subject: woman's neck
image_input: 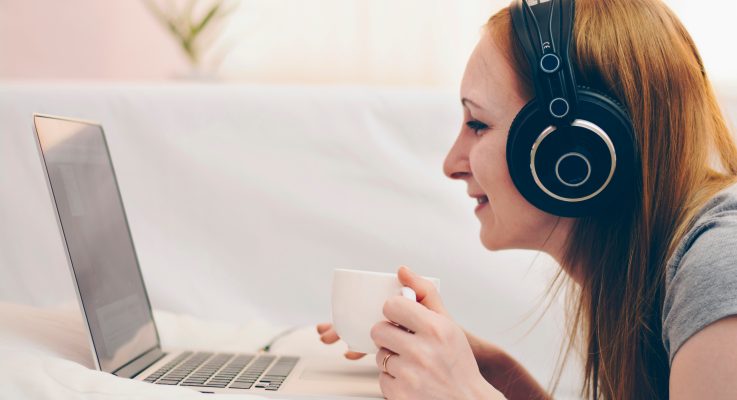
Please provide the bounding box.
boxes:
[539,217,584,284]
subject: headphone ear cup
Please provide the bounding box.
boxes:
[507,98,570,215]
[507,99,539,168]
[506,88,637,217]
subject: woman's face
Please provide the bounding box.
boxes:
[443,32,572,254]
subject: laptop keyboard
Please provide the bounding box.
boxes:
[143,351,299,391]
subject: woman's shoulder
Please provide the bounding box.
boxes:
[693,183,737,222]
[667,183,737,263]
[662,182,737,365]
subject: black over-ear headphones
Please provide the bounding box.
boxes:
[507,0,637,217]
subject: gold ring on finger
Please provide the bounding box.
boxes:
[382,351,396,374]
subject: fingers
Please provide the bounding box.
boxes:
[319,327,340,344]
[370,320,415,354]
[316,322,332,335]
[317,323,342,346]
[375,347,401,378]
[397,266,447,315]
[344,351,366,360]
[378,371,396,399]
[316,323,367,360]
[381,295,437,335]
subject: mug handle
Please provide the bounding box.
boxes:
[401,287,416,302]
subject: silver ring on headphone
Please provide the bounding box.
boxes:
[549,98,570,118]
[530,119,617,203]
[540,53,561,74]
[555,152,591,187]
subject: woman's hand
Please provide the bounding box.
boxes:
[371,266,504,400]
[316,266,546,399]
[315,265,453,360]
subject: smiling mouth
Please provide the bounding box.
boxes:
[475,195,489,213]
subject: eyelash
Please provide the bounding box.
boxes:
[466,120,489,136]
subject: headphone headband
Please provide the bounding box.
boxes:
[510,0,578,121]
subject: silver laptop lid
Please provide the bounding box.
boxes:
[33,114,161,375]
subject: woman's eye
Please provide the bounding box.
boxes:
[466,120,488,136]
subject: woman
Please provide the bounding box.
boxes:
[317,0,737,398]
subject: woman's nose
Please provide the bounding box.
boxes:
[443,134,471,180]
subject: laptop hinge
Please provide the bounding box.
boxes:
[113,347,167,378]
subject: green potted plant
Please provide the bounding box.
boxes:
[143,0,239,78]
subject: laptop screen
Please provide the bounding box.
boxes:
[34,115,159,374]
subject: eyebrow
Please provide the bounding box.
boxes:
[461,97,482,110]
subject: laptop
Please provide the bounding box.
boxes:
[32,114,383,399]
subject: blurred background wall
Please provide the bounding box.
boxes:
[1,0,735,90]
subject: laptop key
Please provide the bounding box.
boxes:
[229,382,254,389]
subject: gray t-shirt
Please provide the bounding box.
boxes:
[662,183,737,365]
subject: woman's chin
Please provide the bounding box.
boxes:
[480,228,511,251]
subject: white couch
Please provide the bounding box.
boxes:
[1,82,735,399]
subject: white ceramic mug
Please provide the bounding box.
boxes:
[331,268,440,354]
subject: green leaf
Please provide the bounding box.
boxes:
[192,1,223,37]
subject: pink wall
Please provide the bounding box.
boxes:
[0,0,188,80]
[3,0,735,87]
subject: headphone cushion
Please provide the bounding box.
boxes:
[506,87,637,217]
[577,85,630,122]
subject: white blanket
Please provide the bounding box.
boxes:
[0,301,299,399]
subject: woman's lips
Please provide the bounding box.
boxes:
[474,195,489,213]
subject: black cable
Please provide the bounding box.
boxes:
[258,326,300,353]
